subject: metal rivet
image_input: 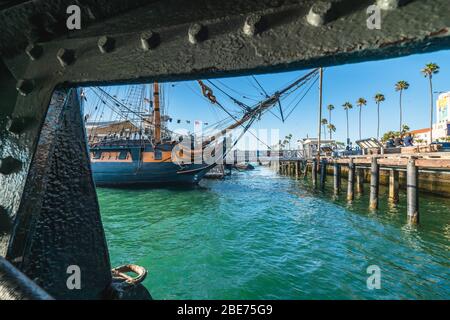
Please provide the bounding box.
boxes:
[6,116,34,135]
[25,43,43,61]
[0,156,22,175]
[307,1,332,27]
[188,23,207,44]
[57,48,75,67]
[16,79,34,96]
[140,31,160,51]
[377,0,401,10]
[243,14,265,36]
[98,36,115,53]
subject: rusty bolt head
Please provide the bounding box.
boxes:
[377,0,403,10]
[16,79,34,96]
[306,1,332,27]
[57,48,75,67]
[140,31,160,51]
[188,23,208,44]
[98,36,115,53]
[6,116,34,135]
[25,43,43,61]
[243,14,265,36]
[0,156,22,175]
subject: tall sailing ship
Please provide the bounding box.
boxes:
[83,69,319,186]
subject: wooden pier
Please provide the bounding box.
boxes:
[273,152,450,225]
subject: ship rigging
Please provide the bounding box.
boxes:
[82,68,320,186]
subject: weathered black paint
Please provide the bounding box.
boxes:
[0,0,449,299]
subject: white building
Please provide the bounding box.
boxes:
[411,92,450,144]
[298,138,336,158]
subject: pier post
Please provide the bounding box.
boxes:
[320,159,327,189]
[347,158,355,201]
[356,167,364,194]
[312,159,317,187]
[333,162,341,194]
[369,157,379,210]
[407,157,419,224]
[295,161,299,177]
[389,169,399,203]
[303,161,308,178]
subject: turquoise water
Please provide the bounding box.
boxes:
[98,166,450,299]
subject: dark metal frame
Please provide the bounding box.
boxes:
[0,0,449,299]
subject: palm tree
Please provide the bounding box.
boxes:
[395,81,410,133]
[284,133,293,149]
[401,124,410,134]
[421,63,440,143]
[342,102,353,146]
[374,93,385,141]
[321,119,328,139]
[327,104,335,139]
[327,123,336,139]
[356,98,367,140]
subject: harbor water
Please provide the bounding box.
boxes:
[98,166,450,299]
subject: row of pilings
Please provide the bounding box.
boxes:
[276,158,420,225]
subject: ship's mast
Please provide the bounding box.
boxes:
[153,82,161,144]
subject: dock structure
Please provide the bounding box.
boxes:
[274,152,450,225]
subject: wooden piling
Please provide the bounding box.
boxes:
[320,159,327,189]
[303,161,308,178]
[407,157,419,224]
[347,158,355,201]
[369,157,379,210]
[356,167,364,194]
[333,162,341,194]
[388,169,399,203]
[311,159,317,187]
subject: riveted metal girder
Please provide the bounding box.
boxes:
[0,0,449,299]
[3,0,450,86]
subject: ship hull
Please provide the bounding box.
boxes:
[92,161,212,187]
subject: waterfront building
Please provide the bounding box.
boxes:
[410,92,450,144]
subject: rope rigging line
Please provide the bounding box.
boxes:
[284,75,319,121]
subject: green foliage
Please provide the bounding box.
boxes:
[342,102,353,110]
[356,97,367,107]
[395,80,410,91]
[374,93,385,103]
[381,130,400,142]
[421,63,440,78]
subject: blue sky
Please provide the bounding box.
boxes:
[86,49,449,146]
[165,49,449,144]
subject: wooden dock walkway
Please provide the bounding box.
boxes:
[273,152,450,225]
